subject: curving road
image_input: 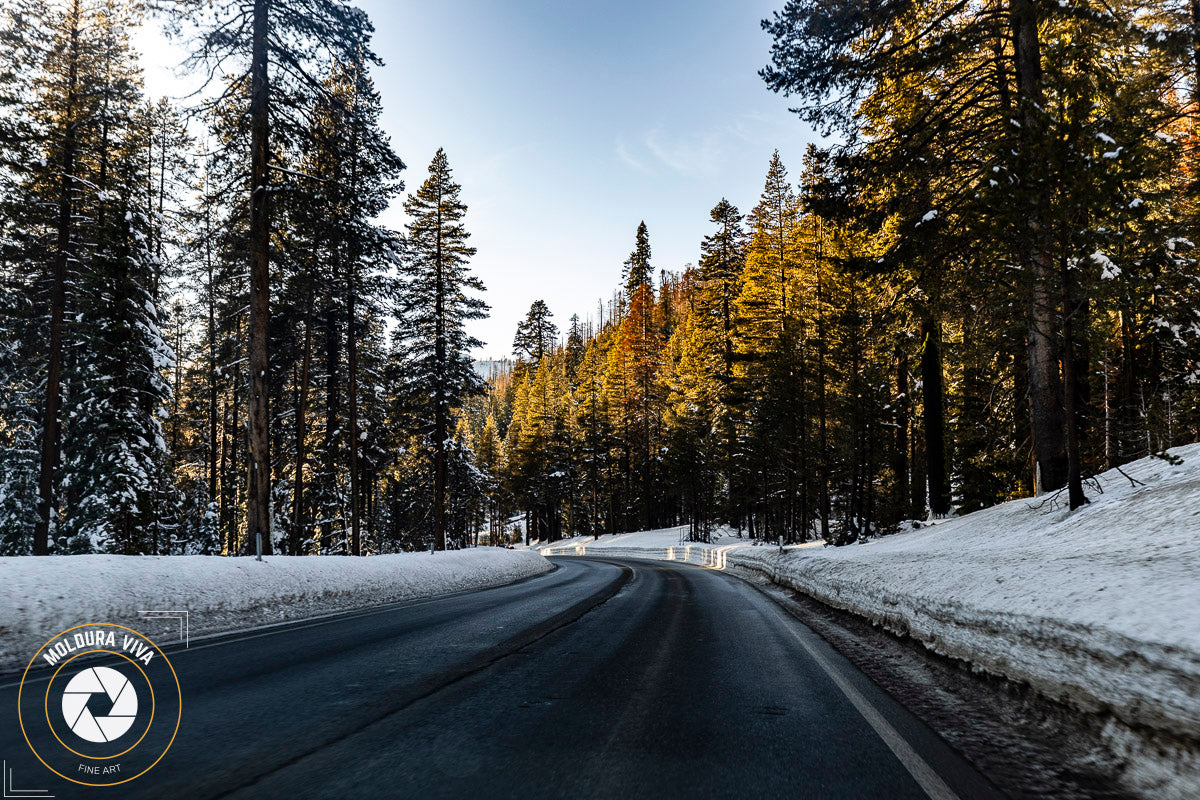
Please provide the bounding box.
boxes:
[1,557,1004,799]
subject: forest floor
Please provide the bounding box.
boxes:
[539,443,1200,799]
[0,547,551,674]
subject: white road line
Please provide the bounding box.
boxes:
[771,608,960,800]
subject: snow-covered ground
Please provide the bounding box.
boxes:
[0,547,551,673]
[539,445,1200,798]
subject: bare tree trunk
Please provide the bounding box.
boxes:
[293,306,312,554]
[815,240,830,540]
[893,344,910,521]
[35,0,82,556]
[1060,256,1087,509]
[640,302,653,531]
[910,393,926,517]
[226,375,239,554]
[322,301,339,552]
[1027,262,1068,491]
[147,104,154,274]
[219,398,228,550]
[206,209,218,503]
[795,328,808,543]
[246,0,273,555]
[1012,0,1068,493]
[157,118,166,272]
[1192,0,1200,113]
[921,316,951,516]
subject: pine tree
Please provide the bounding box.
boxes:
[170,0,376,554]
[506,354,573,542]
[140,96,192,300]
[60,1,174,554]
[565,313,585,376]
[761,0,1191,514]
[0,304,40,554]
[572,333,614,537]
[0,0,44,553]
[623,220,652,296]
[29,0,92,555]
[615,274,664,529]
[0,0,178,554]
[180,127,253,555]
[663,311,723,541]
[513,299,558,363]
[396,148,488,551]
[61,166,174,553]
[695,198,746,526]
[474,410,505,544]
[734,151,808,541]
[278,54,403,555]
[698,199,746,384]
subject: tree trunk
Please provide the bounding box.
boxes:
[910,412,926,518]
[1011,0,1068,494]
[35,0,82,556]
[434,200,447,551]
[206,209,218,504]
[815,250,830,540]
[893,344,910,522]
[246,0,273,555]
[322,301,339,552]
[1192,0,1200,112]
[921,316,951,516]
[795,330,808,543]
[641,306,653,532]
[220,396,229,551]
[1026,256,1068,493]
[226,374,239,554]
[347,71,363,556]
[293,306,312,554]
[1116,310,1138,463]
[1060,256,1087,509]
[348,261,360,556]
[157,120,166,272]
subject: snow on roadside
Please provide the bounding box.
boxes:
[540,445,1200,798]
[0,548,551,673]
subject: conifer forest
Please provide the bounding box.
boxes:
[3,0,1200,557]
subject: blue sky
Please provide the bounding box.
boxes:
[140,0,818,357]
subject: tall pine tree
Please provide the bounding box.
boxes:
[395,149,488,551]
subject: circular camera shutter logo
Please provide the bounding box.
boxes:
[17,623,182,788]
[61,666,138,743]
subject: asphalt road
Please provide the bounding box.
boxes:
[1,557,1005,799]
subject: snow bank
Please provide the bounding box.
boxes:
[0,548,551,672]
[540,445,1200,798]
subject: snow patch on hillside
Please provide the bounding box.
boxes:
[0,548,551,673]
[540,444,1200,799]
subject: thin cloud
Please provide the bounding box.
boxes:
[643,125,724,176]
[615,137,654,174]
[627,117,780,177]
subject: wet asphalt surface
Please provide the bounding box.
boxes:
[1,557,1005,799]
